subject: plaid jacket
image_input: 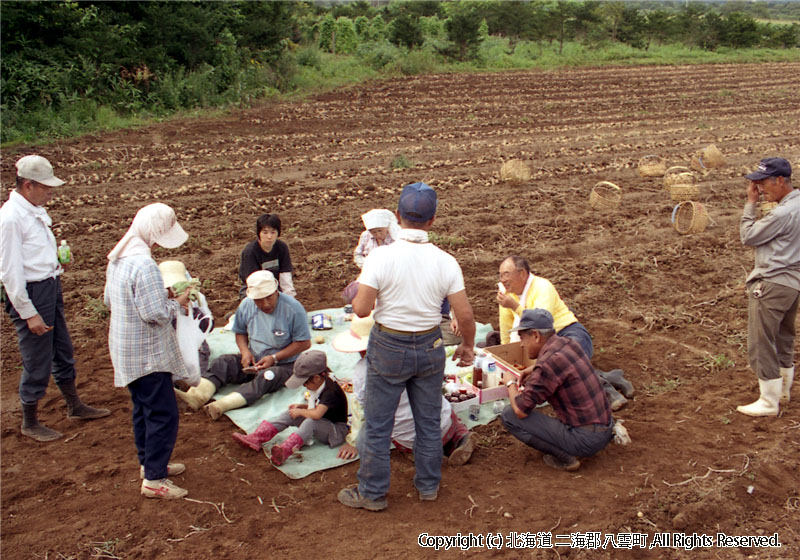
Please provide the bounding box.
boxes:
[515,335,611,427]
[105,254,188,387]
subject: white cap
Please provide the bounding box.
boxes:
[246,270,278,299]
[15,155,65,187]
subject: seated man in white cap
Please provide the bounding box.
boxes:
[176,270,311,420]
[333,314,476,466]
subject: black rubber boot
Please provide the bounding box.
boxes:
[57,382,111,420]
[598,369,635,399]
[604,385,628,411]
[21,402,63,442]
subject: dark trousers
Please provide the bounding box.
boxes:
[501,406,613,464]
[128,372,179,481]
[204,354,293,404]
[5,277,75,404]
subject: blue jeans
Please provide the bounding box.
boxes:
[501,406,613,463]
[558,321,593,359]
[357,326,446,500]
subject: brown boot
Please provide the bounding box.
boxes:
[21,402,63,442]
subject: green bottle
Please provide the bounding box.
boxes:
[58,240,71,264]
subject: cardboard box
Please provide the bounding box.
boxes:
[484,341,535,377]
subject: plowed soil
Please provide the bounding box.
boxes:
[2,62,799,559]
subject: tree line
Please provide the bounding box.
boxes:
[2,1,798,144]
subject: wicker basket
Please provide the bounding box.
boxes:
[691,144,726,171]
[638,155,667,177]
[672,201,709,235]
[669,183,701,202]
[663,166,693,190]
[590,181,622,211]
[760,201,777,216]
[499,159,531,184]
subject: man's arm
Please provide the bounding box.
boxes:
[740,184,785,246]
[235,333,256,368]
[275,339,312,362]
[506,383,528,419]
[448,289,475,367]
[352,283,378,318]
[0,217,41,323]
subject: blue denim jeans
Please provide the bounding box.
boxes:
[557,321,593,360]
[357,325,446,500]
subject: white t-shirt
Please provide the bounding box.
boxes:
[358,234,465,332]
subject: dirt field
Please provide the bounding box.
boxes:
[2,62,800,559]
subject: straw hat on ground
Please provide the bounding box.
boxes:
[332,314,375,353]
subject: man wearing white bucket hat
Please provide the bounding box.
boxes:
[175,270,311,420]
[738,157,799,416]
[332,314,476,466]
[1,155,110,442]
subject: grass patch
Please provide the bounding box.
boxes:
[428,231,465,248]
[390,154,414,170]
[83,295,110,322]
[646,376,682,396]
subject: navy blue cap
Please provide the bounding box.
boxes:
[398,182,437,223]
[745,157,792,181]
[510,308,554,332]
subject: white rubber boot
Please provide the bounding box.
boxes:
[779,366,794,402]
[204,392,247,420]
[736,378,781,417]
[175,378,216,411]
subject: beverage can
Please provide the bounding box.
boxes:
[469,404,480,422]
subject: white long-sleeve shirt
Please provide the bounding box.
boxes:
[0,190,61,319]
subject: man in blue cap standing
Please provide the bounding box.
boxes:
[738,157,799,416]
[502,308,614,472]
[338,182,476,511]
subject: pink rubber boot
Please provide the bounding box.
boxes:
[270,433,304,466]
[232,421,278,451]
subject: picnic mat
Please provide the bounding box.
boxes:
[206,307,496,479]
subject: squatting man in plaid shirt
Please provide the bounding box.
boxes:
[502,308,615,472]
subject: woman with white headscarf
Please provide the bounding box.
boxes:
[353,209,401,268]
[104,203,193,499]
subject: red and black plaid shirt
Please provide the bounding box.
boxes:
[515,335,611,427]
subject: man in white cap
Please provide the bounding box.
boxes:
[337,182,476,512]
[737,157,799,416]
[176,270,311,420]
[0,155,109,442]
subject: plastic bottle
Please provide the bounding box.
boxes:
[472,353,484,388]
[57,240,71,264]
[484,357,498,387]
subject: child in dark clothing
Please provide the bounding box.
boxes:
[231,350,349,466]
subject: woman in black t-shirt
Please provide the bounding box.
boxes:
[239,213,295,298]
